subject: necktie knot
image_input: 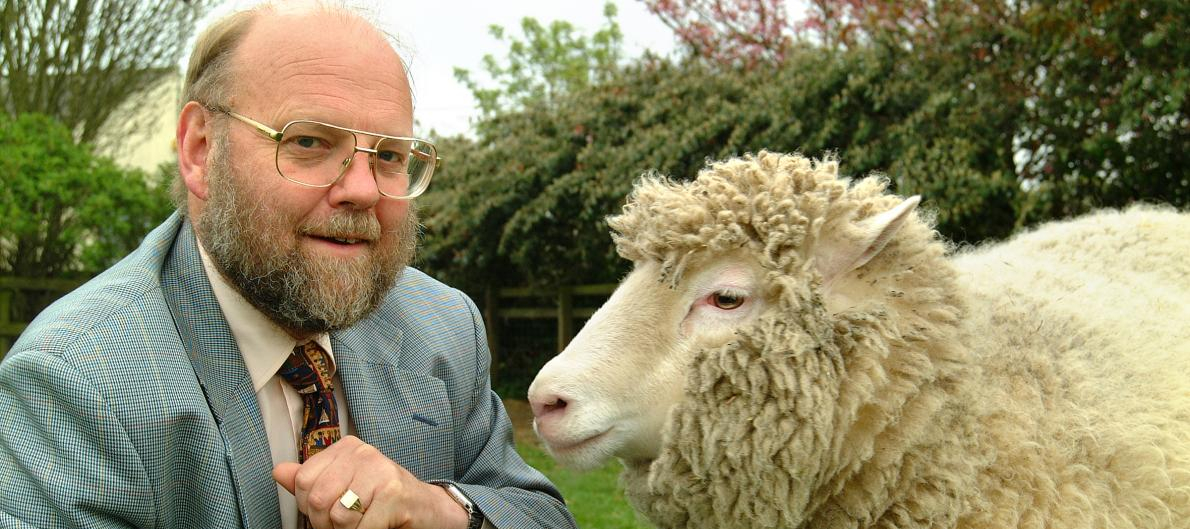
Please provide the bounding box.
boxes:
[277,340,341,464]
[278,340,336,394]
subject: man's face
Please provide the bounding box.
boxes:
[199,133,417,334]
[194,12,420,335]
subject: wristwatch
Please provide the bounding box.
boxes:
[435,482,484,529]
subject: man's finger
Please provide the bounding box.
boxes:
[293,437,361,516]
[273,462,301,495]
[328,489,366,529]
[305,456,358,529]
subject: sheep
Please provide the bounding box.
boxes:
[527,151,1190,529]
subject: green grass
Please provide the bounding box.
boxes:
[515,441,655,529]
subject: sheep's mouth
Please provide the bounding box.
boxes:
[543,428,612,454]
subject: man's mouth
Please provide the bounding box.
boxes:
[311,234,370,245]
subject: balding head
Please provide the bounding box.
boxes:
[183,1,410,110]
[227,6,412,123]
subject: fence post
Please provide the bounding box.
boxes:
[0,289,10,355]
[483,287,500,368]
[556,286,573,353]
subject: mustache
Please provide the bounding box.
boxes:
[298,211,382,241]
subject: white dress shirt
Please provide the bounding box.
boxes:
[197,242,354,529]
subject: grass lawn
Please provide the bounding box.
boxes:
[504,400,655,529]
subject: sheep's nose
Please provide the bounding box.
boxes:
[529,393,569,419]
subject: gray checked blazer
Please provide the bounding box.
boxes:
[0,213,576,529]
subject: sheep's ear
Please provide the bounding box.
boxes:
[815,196,920,286]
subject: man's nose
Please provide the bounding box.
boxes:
[328,150,381,209]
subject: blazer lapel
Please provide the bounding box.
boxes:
[333,313,405,457]
[161,220,282,529]
[333,305,458,480]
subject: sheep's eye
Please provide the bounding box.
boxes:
[711,292,745,310]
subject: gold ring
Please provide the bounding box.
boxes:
[339,489,366,514]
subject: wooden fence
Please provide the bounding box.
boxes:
[0,276,88,355]
[1,276,617,360]
[482,283,617,358]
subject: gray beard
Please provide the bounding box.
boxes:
[196,143,418,336]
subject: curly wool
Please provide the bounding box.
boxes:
[611,151,1190,528]
[613,153,847,284]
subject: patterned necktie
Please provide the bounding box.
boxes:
[277,340,341,462]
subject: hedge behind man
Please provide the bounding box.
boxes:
[0,3,576,529]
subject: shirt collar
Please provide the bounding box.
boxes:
[196,239,334,393]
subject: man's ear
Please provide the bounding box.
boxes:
[177,101,213,201]
[814,196,921,287]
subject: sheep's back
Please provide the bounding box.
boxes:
[947,206,1190,527]
[951,206,1189,399]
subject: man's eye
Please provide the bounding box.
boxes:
[377,150,405,163]
[293,136,322,149]
[710,292,745,310]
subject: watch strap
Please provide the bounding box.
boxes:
[433,481,484,529]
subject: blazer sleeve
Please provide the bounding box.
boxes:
[0,350,152,529]
[446,291,577,529]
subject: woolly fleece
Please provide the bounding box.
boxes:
[608,151,1190,528]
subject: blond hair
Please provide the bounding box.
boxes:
[182,10,256,110]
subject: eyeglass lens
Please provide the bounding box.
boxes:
[276,121,434,197]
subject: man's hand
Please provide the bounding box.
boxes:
[273,436,470,529]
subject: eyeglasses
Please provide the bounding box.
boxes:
[206,106,440,199]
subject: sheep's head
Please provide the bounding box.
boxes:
[528,152,922,477]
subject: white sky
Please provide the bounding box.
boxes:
[201,0,683,137]
[385,1,682,137]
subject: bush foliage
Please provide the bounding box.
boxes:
[420,0,1188,294]
[0,113,174,278]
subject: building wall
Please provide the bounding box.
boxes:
[98,74,182,173]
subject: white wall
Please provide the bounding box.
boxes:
[98,74,181,174]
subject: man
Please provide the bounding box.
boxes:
[0,3,576,529]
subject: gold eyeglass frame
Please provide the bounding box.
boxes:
[205,105,441,199]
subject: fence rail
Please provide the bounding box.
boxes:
[482,283,616,359]
[0,276,616,360]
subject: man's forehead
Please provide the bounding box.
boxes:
[237,9,398,67]
[230,10,413,132]
[279,107,414,136]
